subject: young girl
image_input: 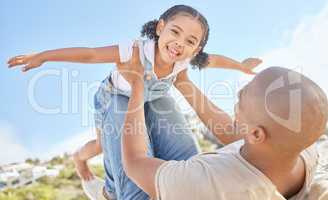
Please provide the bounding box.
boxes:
[8,5,261,200]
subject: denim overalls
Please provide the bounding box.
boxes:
[94,39,200,200]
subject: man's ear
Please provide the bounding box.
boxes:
[156,19,165,36]
[246,126,266,145]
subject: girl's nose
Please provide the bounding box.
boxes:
[174,41,183,49]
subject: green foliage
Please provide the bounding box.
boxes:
[0,157,99,200]
[198,137,217,152]
[49,156,64,166]
[70,194,89,200]
[58,166,79,181]
[0,183,56,200]
[0,162,108,200]
[25,158,40,165]
[91,164,105,178]
[0,125,218,200]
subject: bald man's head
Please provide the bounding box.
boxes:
[237,67,328,152]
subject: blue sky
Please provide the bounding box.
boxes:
[1,0,327,164]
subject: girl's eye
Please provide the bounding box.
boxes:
[187,40,195,46]
[171,29,179,35]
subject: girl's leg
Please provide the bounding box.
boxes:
[101,95,199,199]
[75,128,103,160]
[101,94,153,200]
[145,95,201,161]
[73,128,103,181]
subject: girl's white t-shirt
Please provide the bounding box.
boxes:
[111,39,190,92]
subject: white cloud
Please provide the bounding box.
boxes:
[0,122,32,165]
[0,123,102,165]
[40,128,103,164]
[255,3,328,94]
[41,128,95,159]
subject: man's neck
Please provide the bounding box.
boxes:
[240,144,300,172]
[240,143,306,198]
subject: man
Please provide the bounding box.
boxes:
[121,46,328,199]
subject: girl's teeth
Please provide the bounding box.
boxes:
[171,49,177,54]
[170,49,178,56]
[169,52,175,58]
[166,45,180,59]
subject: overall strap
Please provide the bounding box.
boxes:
[144,58,153,81]
[137,39,154,81]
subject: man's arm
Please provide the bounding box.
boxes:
[121,47,165,198]
[174,70,243,144]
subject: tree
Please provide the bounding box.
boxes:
[49,156,64,166]
[25,158,40,165]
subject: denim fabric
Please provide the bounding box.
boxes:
[93,39,200,199]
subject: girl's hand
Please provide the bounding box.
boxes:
[7,53,45,72]
[240,58,262,75]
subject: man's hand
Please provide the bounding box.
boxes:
[121,43,164,198]
[123,43,145,85]
[240,58,262,74]
[7,53,45,72]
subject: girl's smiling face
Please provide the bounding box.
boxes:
[156,14,204,64]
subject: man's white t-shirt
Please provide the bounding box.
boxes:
[155,140,318,200]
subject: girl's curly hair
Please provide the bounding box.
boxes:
[141,5,210,69]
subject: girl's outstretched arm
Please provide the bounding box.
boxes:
[7,45,120,72]
[207,54,262,74]
[174,69,244,145]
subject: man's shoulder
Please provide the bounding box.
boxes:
[157,139,267,190]
[215,139,244,154]
[301,144,319,169]
[188,140,244,167]
[156,153,277,200]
